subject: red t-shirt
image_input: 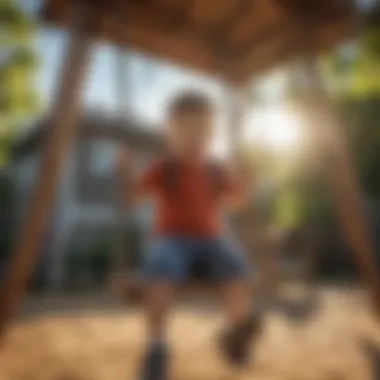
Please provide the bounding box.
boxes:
[140,159,236,237]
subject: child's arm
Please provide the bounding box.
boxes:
[221,158,255,210]
[117,147,161,206]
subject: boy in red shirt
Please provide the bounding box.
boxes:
[120,91,260,380]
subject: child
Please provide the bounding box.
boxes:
[119,90,260,380]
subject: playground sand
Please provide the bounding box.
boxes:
[0,289,379,380]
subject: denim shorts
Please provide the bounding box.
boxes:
[143,236,250,283]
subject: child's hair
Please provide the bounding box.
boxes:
[167,90,214,117]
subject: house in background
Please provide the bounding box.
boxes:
[10,112,164,288]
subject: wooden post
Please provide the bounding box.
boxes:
[225,84,247,156]
[302,60,380,312]
[225,84,266,297]
[111,47,135,284]
[0,6,93,337]
[111,148,129,278]
[115,48,132,118]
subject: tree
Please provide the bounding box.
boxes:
[0,171,15,270]
[0,0,39,166]
[317,0,380,197]
[321,0,380,98]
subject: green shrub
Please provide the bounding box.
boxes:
[86,239,110,282]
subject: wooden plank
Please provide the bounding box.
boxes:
[227,0,283,45]
[228,11,357,83]
[229,31,293,82]
[101,18,218,74]
[41,0,359,83]
[191,0,237,25]
[44,0,218,52]
[0,4,93,339]
[111,149,129,277]
[216,0,255,31]
[225,84,248,153]
[115,49,132,117]
[42,0,221,77]
[232,3,357,58]
[156,0,186,8]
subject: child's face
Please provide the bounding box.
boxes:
[167,111,214,159]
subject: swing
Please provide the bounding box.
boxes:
[110,252,223,304]
[276,226,321,322]
[254,214,321,316]
[0,0,375,344]
[108,143,245,303]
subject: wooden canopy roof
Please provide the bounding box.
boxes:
[41,0,360,83]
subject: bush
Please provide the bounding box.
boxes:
[64,244,87,290]
[0,172,15,269]
[86,240,110,283]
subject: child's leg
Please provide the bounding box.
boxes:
[212,239,262,366]
[139,281,174,380]
[144,280,175,341]
[222,278,252,326]
[140,237,188,380]
[143,238,188,339]
[210,239,253,321]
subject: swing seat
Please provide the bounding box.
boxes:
[110,276,221,304]
[110,258,230,304]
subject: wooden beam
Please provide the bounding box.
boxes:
[216,0,254,37]
[229,13,356,82]
[0,4,93,338]
[100,16,219,76]
[111,148,129,278]
[225,84,249,155]
[302,61,380,313]
[231,5,356,59]
[228,0,358,80]
[88,0,219,51]
[41,0,359,85]
[200,0,255,77]
[42,0,220,60]
[274,0,379,311]
[228,31,295,84]
[115,49,132,118]
[147,0,191,30]
[89,1,222,77]
[230,21,293,58]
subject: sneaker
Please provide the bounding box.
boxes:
[218,312,263,366]
[139,341,168,380]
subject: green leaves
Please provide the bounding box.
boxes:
[0,0,39,167]
[321,1,380,196]
[0,0,36,45]
[322,1,380,99]
[340,95,380,196]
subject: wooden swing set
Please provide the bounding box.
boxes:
[0,0,378,340]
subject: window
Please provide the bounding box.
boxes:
[90,141,116,177]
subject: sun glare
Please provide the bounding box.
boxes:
[210,105,304,159]
[244,106,304,154]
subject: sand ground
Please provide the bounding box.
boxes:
[0,288,379,380]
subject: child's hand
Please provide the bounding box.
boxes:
[230,155,253,187]
[222,155,254,210]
